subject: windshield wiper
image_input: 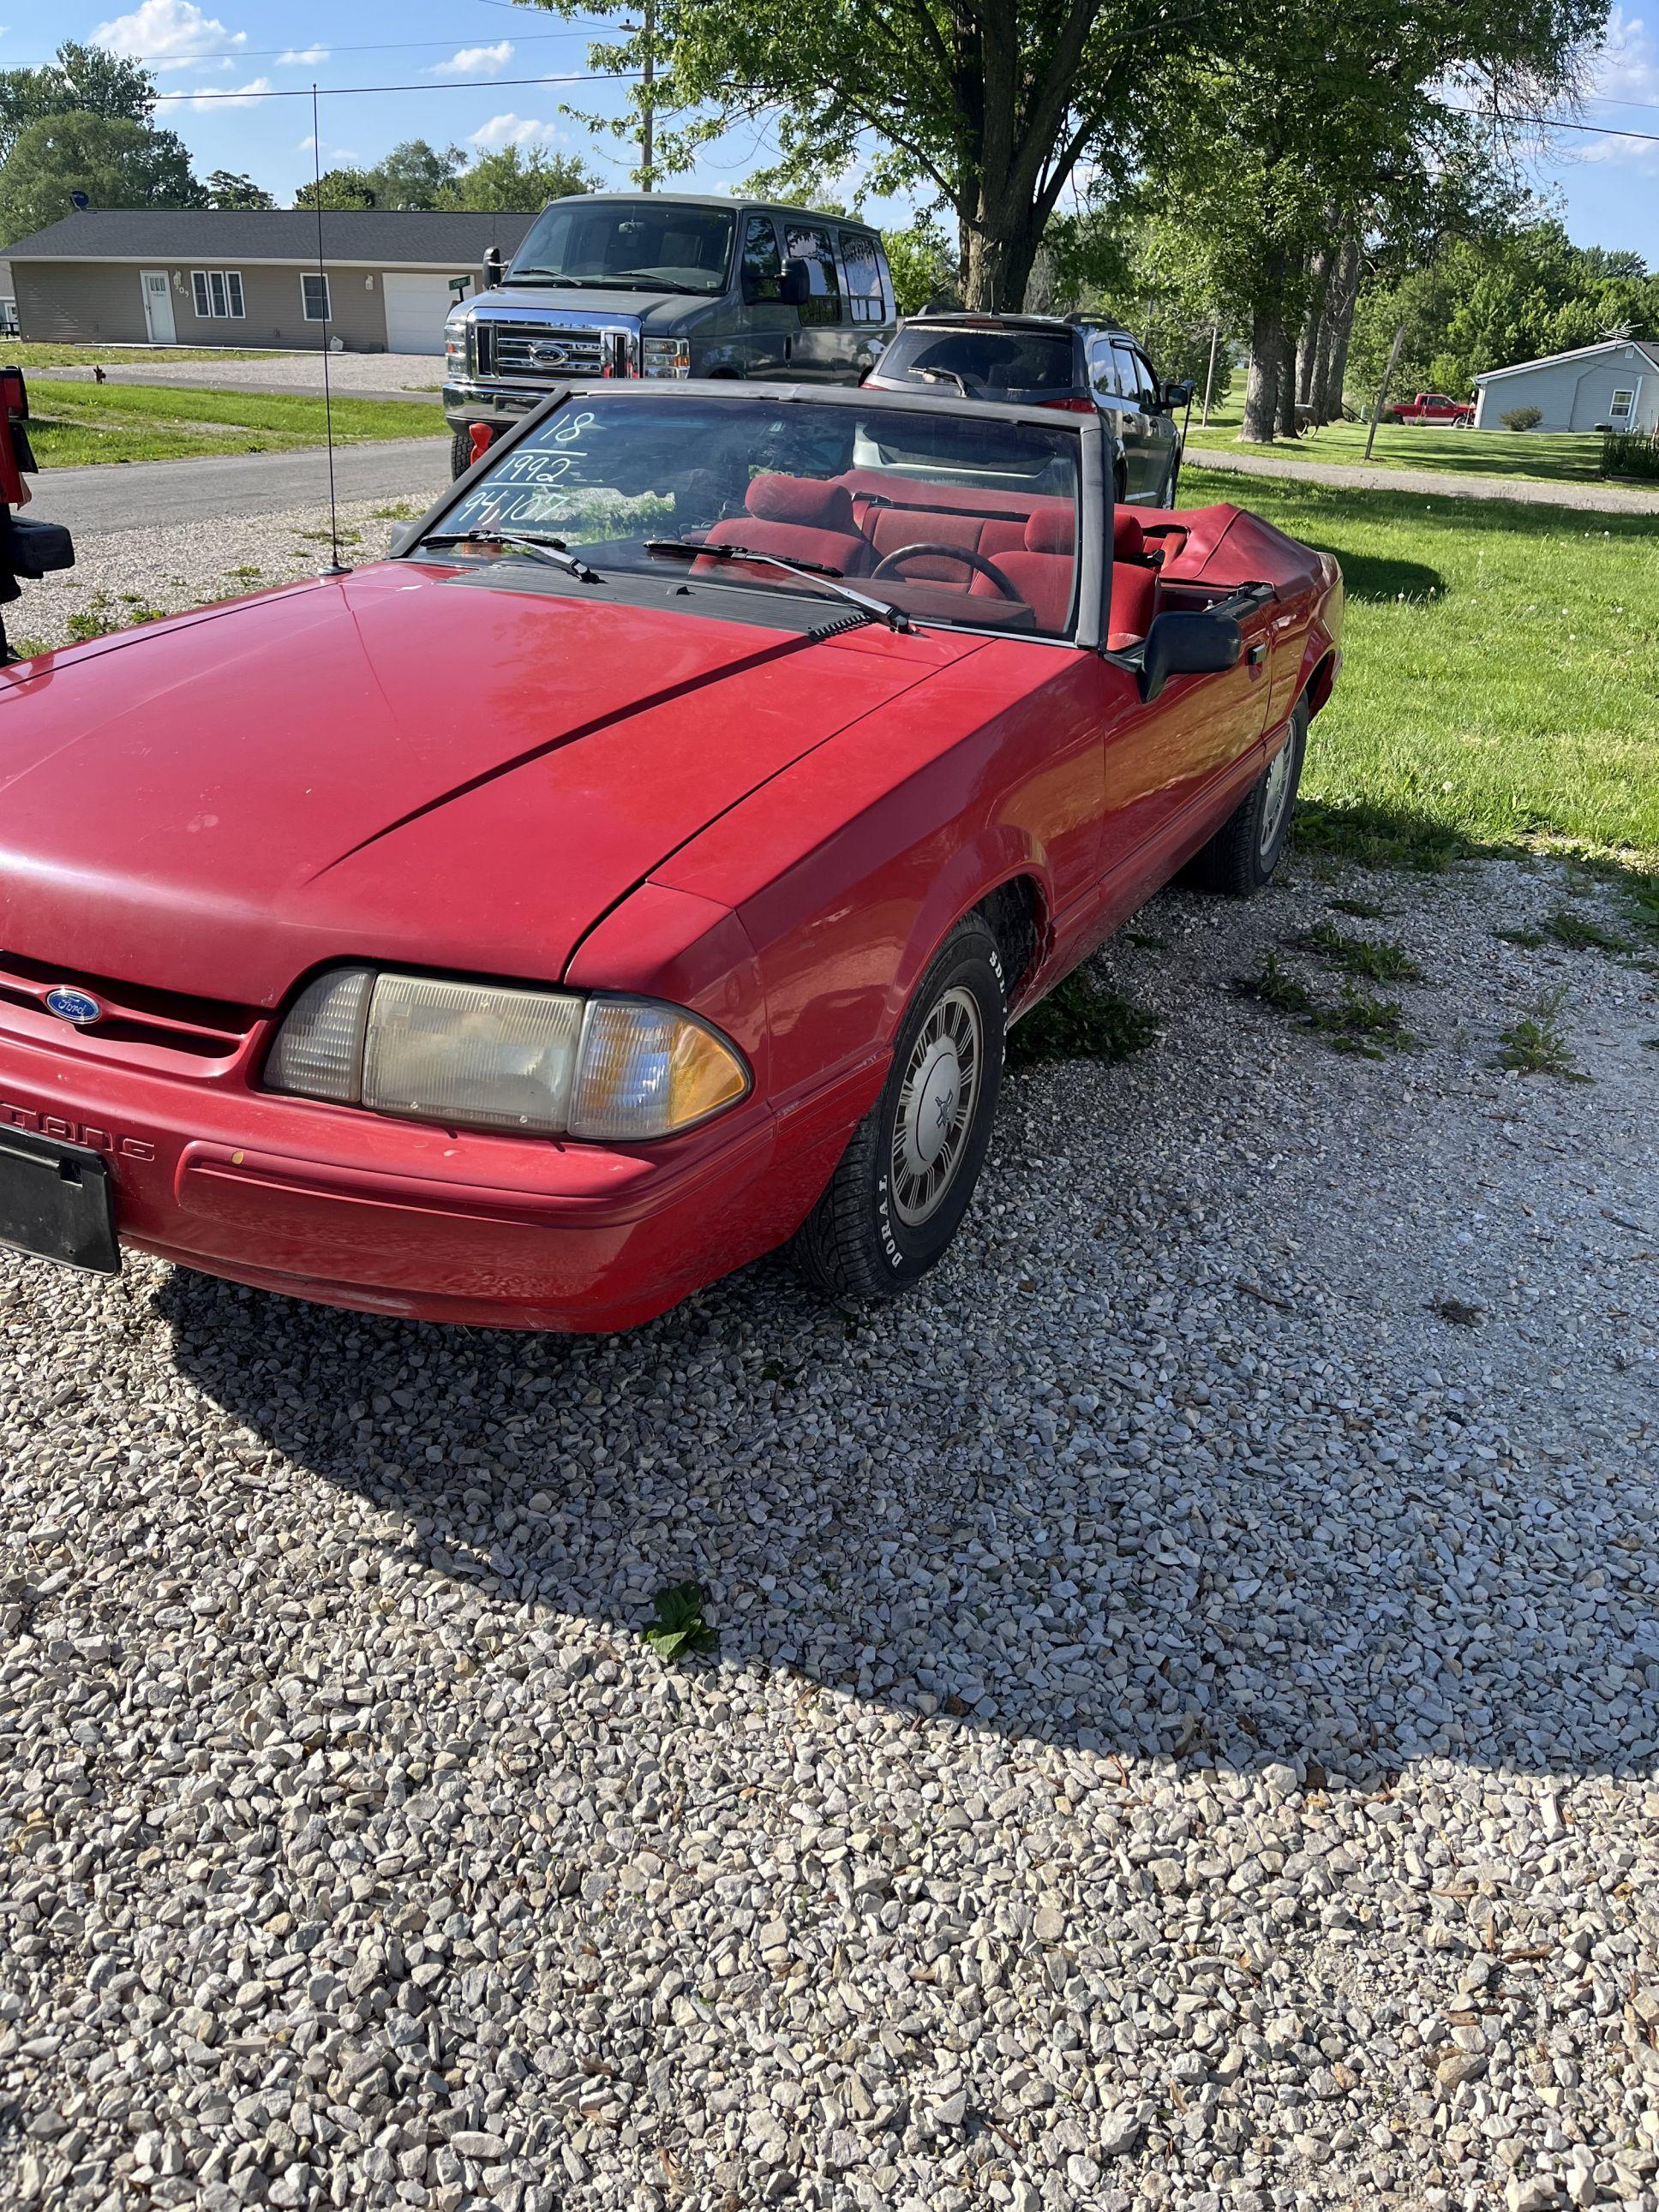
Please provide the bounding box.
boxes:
[642,538,913,633]
[915,367,973,396]
[420,529,602,582]
[505,273,587,287]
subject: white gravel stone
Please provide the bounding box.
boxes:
[0,516,1656,2212]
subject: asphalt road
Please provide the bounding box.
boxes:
[35,438,450,537]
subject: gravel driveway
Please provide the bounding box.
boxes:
[2,536,1656,2212]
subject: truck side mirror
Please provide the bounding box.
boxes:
[779,260,811,310]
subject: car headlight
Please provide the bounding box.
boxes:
[641,337,691,379]
[444,320,471,373]
[265,968,749,1141]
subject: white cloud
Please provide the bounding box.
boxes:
[1572,10,1659,170]
[470,112,549,151]
[186,74,272,108]
[93,0,243,70]
[278,44,329,68]
[432,40,512,77]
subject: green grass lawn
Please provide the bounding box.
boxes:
[1180,462,1659,866]
[28,379,445,466]
[4,342,290,371]
[1184,398,1637,489]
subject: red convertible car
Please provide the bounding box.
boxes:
[0,383,1340,1331]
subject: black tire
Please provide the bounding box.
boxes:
[791,915,1007,1302]
[1188,696,1309,895]
[450,424,474,479]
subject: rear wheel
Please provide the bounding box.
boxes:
[1188,696,1308,894]
[791,915,1006,1301]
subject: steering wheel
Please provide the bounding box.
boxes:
[870,542,1022,601]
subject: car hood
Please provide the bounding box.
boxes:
[0,563,962,1007]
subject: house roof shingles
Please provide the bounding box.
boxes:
[3,208,539,266]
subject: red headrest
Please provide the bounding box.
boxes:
[1113,511,1146,561]
[1024,505,1075,555]
[746,473,859,534]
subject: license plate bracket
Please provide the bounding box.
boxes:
[0,1126,120,1274]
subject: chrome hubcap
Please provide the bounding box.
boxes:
[1260,735,1296,859]
[890,986,982,1227]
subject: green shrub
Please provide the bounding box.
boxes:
[1602,429,1659,481]
[1500,405,1543,432]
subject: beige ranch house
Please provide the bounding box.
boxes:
[4,209,537,355]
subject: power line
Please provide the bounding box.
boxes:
[150,69,639,104]
[120,26,615,66]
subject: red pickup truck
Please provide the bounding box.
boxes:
[1387,392,1474,427]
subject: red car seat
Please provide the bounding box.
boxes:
[970,505,1076,631]
[699,474,874,576]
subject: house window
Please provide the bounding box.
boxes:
[302,272,332,323]
[1609,387,1635,421]
[191,268,245,319]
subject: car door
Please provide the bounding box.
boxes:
[1087,580,1276,910]
[736,212,797,379]
[779,219,847,381]
[1131,346,1180,498]
[1108,340,1165,499]
[836,228,889,378]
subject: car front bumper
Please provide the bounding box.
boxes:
[0,1025,874,1332]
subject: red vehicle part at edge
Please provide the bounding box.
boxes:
[0,404,1340,1330]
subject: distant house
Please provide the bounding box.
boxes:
[1472,337,1659,433]
[3,209,538,355]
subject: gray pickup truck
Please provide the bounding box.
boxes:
[442,193,898,474]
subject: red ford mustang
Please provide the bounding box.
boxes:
[0,383,1340,1331]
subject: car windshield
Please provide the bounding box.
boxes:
[422,393,1084,641]
[881,324,1077,398]
[509,200,734,295]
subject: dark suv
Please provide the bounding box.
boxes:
[863,313,1190,505]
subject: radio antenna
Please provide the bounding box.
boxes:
[311,85,348,577]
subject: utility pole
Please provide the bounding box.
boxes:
[1365,323,1405,462]
[640,0,655,191]
[1201,324,1219,426]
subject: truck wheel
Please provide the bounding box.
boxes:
[450,426,473,478]
[791,915,1005,1302]
[1188,696,1309,895]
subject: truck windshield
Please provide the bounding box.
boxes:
[509,201,735,296]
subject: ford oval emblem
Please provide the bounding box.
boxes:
[45,986,103,1026]
[528,338,569,368]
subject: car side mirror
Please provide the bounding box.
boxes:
[778,260,811,309]
[1160,380,1195,410]
[388,522,422,556]
[1137,609,1243,702]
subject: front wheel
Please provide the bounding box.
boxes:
[791,915,1006,1301]
[1188,696,1308,895]
[450,425,474,479]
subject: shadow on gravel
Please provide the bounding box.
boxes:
[154,1178,1659,1791]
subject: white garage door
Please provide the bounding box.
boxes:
[382,272,464,354]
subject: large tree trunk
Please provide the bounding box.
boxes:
[1315,239,1361,420]
[1297,249,1331,406]
[961,206,1045,313]
[1242,297,1285,442]
[1276,324,1299,438]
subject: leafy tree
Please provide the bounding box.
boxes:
[0,111,202,243]
[0,39,155,160]
[1350,221,1659,398]
[204,169,276,211]
[295,140,466,212]
[438,144,595,210]
[530,0,1206,310]
[882,215,959,314]
[293,166,380,212]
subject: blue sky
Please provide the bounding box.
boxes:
[12,0,1659,264]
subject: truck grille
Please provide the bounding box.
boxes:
[481,322,613,380]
